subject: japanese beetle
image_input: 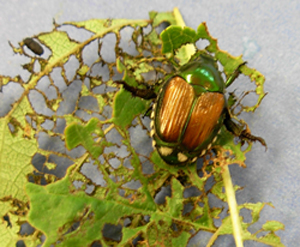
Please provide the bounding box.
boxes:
[117,54,265,165]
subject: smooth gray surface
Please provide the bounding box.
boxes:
[1,1,298,246]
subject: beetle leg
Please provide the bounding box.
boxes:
[115,81,157,99]
[240,128,267,149]
[142,105,153,118]
[224,109,267,149]
[225,61,247,88]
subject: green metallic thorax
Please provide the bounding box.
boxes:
[178,55,225,94]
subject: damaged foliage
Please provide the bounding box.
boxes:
[0,8,284,247]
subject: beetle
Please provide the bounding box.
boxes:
[23,38,44,56]
[116,53,266,165]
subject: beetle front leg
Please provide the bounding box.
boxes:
[225,62,247,88]
[239,123,267,148]
[142,105,153,118]
[224,109,267,149]
[115,81,157,99]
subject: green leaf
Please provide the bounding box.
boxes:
[214,126,249,166]
[167,178,185,218]
[171,231,191,246]
[66,19,149,34]
[258,232,285,247]
[0,8,283,247]
[161,26,198,54]
[243,202,270,223]
[0,100,37,204]
[26,176,150,247]
[262,221,285,232]
[0,97,37,246]
[112,89,149,129]
[195,197,216,231]
[65,118,105,159]
[211,180,241,202]
[25,174,210,247]
[38,31,79,64]
[150,11,177,27]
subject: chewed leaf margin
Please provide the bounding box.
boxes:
[0,8,284,247]
[161,23,266,112]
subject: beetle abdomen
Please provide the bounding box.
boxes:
[158,76,194,142]
[182,92,225,150]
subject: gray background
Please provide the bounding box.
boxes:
[0,0,298,246]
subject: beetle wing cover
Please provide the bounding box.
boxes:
[158,77,194,142]
[182,92,224,150]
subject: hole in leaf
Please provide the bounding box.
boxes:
[19,222,35,235]
[142,159,155,175]
[195,39,210,50]
[119,27,139,56]
[36,76,57,100]
[80,162,107,187]
[3,215,12,228]
[122,180,142,190]
[132,234,144,246]
[82,40,99,67]
[240,208,253,223]
[109,157,121,169]
[51,67,68,92]
[59,24,93,43]
[154,185,171,205]
[155,21,170,35]
[91,240,102,247]
[90,62,110,81]
[100,33,117,63]
[78,95,99,112]
[53,118,66,134]
[0,82,24,117]
[129,125,152,156]
[56,80,81,115]
[64,55,80,81]
[16,240,26,247]
[102,223,122,242]
[184,186,201,198]
[182,202,194,216]
[143,24,152,35]
[41,119,54,130]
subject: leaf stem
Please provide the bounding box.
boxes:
[173,7,243,246]
[173,7,186,27]
[222,165,244,247]
[206,226,222,247]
